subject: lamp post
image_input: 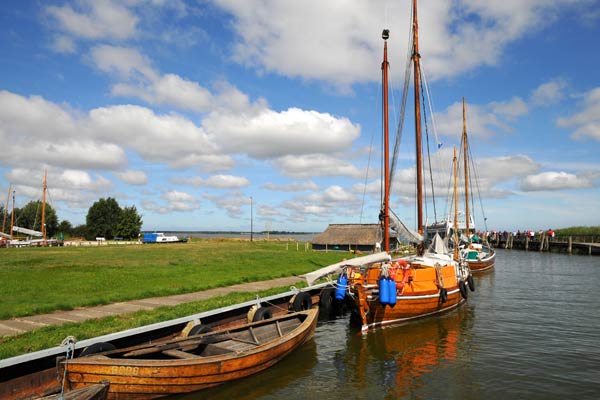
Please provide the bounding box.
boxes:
[250,196,253,242]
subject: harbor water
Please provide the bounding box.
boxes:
[174,250,600,399]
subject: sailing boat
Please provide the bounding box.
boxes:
[306,1,471,333]
[456,98,495,272]
[427,99,495,271]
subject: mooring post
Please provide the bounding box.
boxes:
[568,236,572,254]
[525,236,529,251]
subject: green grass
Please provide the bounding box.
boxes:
[0,239,344,320]
[0,286,295,359]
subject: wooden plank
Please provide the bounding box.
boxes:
[162,349,202,359]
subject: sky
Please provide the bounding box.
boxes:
[1,0,599,234]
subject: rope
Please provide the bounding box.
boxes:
[59,336,77,400]
[421,75,437,222]
[389,18,414,195]
[359,70,382,224]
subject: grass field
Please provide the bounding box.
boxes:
[0,239,346,358]
[0,239,344,320]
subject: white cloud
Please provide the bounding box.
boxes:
[50,35,76,54]
[203,192,249,217]
[520,171,594,191]
[557,87,600,142]
[273,154,364,179]
[141,190,200,213]
[91,46,213,112]
[6,168,114,209]
[88,105,221,168]
[204,107,360,159]
[263,181,319,192]
[0,91,127,170]
[435,101,510,138]
[46,0,138,41]
[115,170,148,185]
[490,97,529,120]
[90,45,157,81]
[531,78,568,106]
[215,0,582,87]
[282,185,360,219]
[174,174,249,189]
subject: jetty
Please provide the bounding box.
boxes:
[491,233,600,255]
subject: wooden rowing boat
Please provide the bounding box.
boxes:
[61,309,318,399]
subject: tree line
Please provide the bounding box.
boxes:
[0,197,142,241]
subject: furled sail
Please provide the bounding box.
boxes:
[428,233,449,255]
[389,210,423,243]
[304,252,391,286]
[12,226,43,237]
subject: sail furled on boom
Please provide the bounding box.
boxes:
[389,209,423,243]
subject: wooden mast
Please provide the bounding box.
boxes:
[412,0,424,234]
[41,169,47,246]
[10,190,15,240]
[462,98,471,238]
[382,29,390,252]
[453,146,460,260]
[2,184,10,234]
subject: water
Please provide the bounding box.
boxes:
[167,232,316,242]
[174,250,600,399]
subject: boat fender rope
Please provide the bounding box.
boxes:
[59,336,77,400]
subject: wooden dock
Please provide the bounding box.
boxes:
[491,233,600,255]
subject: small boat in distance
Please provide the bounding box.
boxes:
[62,309,318,399]
[142,232,188,243]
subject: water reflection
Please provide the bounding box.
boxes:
[172,340,318,400]
[339,308,472,399]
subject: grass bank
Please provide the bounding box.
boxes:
[0,239,344,320]
[0,286,292,359]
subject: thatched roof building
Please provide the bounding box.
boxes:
[312,224,382,252]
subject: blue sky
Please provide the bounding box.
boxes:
[1,0,599,233]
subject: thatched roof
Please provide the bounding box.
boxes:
[312,224,382,245]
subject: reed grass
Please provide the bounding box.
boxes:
[0,239,343,320]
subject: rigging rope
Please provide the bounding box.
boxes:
[421,74,437,223]
[389,13,414,196]
[359,77,382,224]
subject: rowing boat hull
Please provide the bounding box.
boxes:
[467,248,495,273]
[63,309,318,399]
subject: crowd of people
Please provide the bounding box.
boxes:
[477,229,556,243]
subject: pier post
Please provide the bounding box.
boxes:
[568,237,572,254]
[525,236,529,251]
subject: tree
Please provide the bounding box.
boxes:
[72,224,88,239]
[57,220,73,238]
[115,205,143,239]
[86,197,122,240]
[12,201,59,237]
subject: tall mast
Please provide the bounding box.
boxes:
[462,98,471,238]
[412,0,424,234]
[41,169,47,246]
[453,146,460,260]
[382,29,390,252]
[10,190,15,240]
[2,184,10,234]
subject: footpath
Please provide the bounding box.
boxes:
[0,276,305,338]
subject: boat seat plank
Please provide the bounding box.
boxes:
[162,349,202,359]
